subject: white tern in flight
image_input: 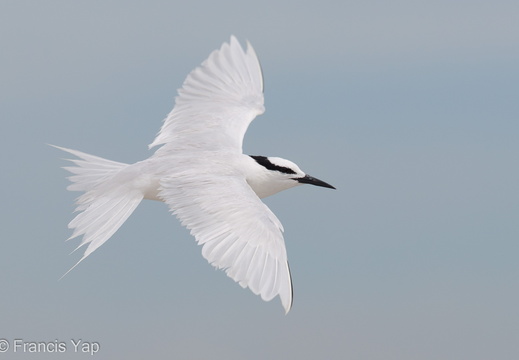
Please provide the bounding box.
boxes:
[54,36,335,313]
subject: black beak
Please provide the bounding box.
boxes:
[295,175,336,189]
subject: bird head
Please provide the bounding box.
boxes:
[248,155,335,198]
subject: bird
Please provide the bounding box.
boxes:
[53,36,335,313]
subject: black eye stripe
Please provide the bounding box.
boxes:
[249,155,297,175]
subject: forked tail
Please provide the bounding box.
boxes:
[52,145,144,276]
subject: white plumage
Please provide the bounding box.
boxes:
[54,36,334,313]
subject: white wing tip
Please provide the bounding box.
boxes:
[282,261,293,314]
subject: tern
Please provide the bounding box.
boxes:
[54,36,335,313]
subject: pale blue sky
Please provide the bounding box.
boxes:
[1,1,518,359]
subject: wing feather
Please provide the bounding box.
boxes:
[159,167,293,313]
[149,36,264,154]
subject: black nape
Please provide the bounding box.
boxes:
[249,155,297,175]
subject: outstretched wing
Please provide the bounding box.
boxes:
[159,161,293,313]
[149,36,264,154]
